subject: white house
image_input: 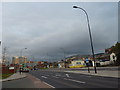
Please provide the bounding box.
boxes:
[99,53,117,66]
[110,53,117,62]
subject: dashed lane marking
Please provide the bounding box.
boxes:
[56,74,61,76]
[65,74,70,77]
[41,76,47,79]
[52,76,59,78]
[64,78,85,84]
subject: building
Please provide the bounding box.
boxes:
[58,61,65,68]
[95,52,117,66]
[97,53,117,66]
[110,53,117,62]
[12,56,27,64]
[19,56,27,64]
[12,56,19,64]
[69,60,86,68]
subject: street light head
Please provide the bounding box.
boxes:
[73,6,79,8]
[25,48,27,49]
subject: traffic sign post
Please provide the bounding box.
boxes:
[86,58,90,73]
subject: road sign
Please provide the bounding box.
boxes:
[86,58,89,63]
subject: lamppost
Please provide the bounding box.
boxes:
[60,48,65,61]
[60,48,67,68]
[73,5,97,73]
[20,48,27,64]
[20,48,27,57]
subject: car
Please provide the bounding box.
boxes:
[20,68,29,72]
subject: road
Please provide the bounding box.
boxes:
[29,69,119,88]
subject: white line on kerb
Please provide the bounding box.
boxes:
[43,81,55,88]
[41,76,47,79]
[64,78,85,84]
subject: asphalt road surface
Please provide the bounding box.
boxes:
[29,69,119,88]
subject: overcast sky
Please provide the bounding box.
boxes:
[2,2,118,62]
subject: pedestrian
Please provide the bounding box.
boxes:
[19,67,22,75]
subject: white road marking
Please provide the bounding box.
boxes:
[52,76,59,78]
[41,76,47,79]
[56,74,61,76]
[42,81,55,88]
[65,74,70,77]
[64,78,85,84]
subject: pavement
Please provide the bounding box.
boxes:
[1,72,53,88]
[63,67,120,78]
[0,72,27,82]
[64,69,119,78]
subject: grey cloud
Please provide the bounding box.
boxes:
[2,2,118,61]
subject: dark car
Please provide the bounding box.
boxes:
[21,68,29,72]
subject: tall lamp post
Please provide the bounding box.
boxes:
[20,48,27,64]
[73,5,97,73]
[60,48,66,60]
[20,48,27,57]
[60,48,67,68]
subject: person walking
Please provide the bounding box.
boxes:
[19,67,23,75]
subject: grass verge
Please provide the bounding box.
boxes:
[0,73,14,79]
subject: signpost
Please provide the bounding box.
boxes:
[86,58,90,73]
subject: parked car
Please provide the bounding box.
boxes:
[20,68,29,72]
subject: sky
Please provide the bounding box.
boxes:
[0,2,2,62]
[2,2,118,62]
[118,2,120,42]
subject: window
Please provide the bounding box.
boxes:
[76,62,81,65]
[112,55,115,59]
